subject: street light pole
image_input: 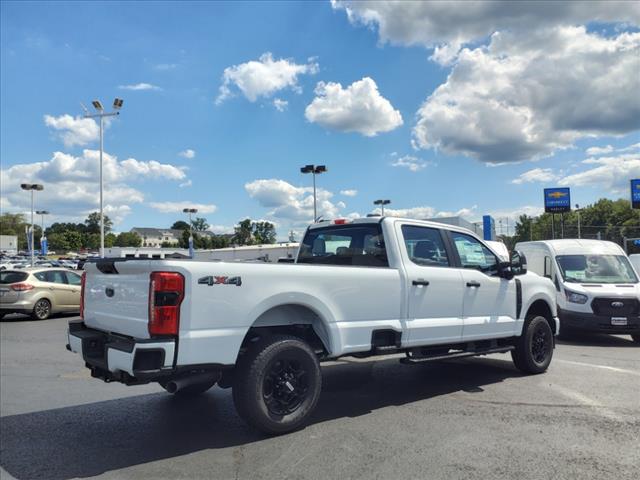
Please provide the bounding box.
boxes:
[83,98,123,258]
[183,208,198,257]
[374,199,391,216]
[300,164,327,223]
[576,204,581,239]
[36,210,49,255]
[21,183,43,267]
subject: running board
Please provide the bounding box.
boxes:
[400,345,514,364]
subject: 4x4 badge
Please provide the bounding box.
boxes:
[198,276,242,287]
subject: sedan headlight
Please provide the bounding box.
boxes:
[564,288,588,304]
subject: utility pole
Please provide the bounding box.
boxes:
[374,199,391,216]
[576,204,581,239]
[21,183,43,267]
[300,165,327,222]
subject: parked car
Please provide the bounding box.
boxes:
[68,217,558,434]
[515,240,640,342]
[0,268,83,320]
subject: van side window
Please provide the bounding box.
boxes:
[401,225,450,267]
[544,256,552,278]
[451,232,498,275]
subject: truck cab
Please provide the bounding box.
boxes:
[515,239,640,341]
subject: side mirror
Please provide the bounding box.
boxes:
[510,250,528,276]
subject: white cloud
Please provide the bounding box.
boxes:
[273,98,288,112]
[374,205,477,220]
[148,201,217,214]
[44,114,100,147]
[245,178,347,224]
[179,180,192,188]
[391,154,429,172]
[585,145,614,156]
[1,150,188,224]
[512,168,559,185]
[558,152,640,193]
[340,189,358,197]
[118,83,162,91]
[332,1,639,64]
[412,27,640,164]
[216,53,318,104]
[305,77,402,136]
[179,149,196,159]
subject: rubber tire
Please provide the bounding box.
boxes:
[31,299,51,320]
[631,334,640,344]
[232,335,322,435]
[160,379,217,397]
[511,315,554,374]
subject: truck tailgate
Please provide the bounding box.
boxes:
[83,260,153,339]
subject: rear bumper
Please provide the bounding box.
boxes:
[67,320,176,384]
[558,308,640,334]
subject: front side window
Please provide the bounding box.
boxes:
[298,224,388,267]
[556,255,638,284]
[451,232,498,274]
[401,225,450,267]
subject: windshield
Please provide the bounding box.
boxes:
[556,255,638,284]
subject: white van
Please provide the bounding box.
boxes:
[515,240,640,342]
[629,254,640,276]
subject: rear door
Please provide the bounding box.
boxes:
[448,232,517,340]
[398,224,464,346]
[63,270,82,309]
[36,270,76,308]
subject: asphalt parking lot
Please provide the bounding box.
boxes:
[1,315,638,480]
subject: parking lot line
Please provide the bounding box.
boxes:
[556,359,640,377]
[548,384,624,422]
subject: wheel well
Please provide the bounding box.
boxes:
[238,304,331,360]
[526,299,555,332]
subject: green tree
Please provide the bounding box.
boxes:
[63,231,84,251]
[232,219,254,245]
[105,232,117,248]
[115,232,142,247]
[191,217,210,232]
[47,233,70,252]
[171,220,190,230]
[253,221,276,244]
[0,213,28,249]
[85,212,113,234]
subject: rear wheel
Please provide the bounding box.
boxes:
[631,334,640,344]
[31,299,51,320]
[232,335,321,435]
[512,315,554,374]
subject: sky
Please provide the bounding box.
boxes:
[1,1,639,239]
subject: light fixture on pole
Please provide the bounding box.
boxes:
[36,210,49,256]
[183,208,198,257]
[300,164,327,223]
[82,98,123,258]
[21,183,44,267]
[373,199,391,216]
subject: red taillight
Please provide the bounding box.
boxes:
[149,272,184,336]
[11,283,34,291]
[79,272,86,320]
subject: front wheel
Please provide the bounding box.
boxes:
[512,315,554,374]
[232,335,322,435]
[31,299,51,320]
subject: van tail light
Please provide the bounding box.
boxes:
[149,272,184,336]
[79,272,86,320]
[11,283,34,291]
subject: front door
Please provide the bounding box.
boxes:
[400,224,464,346]
[448,232,517,340]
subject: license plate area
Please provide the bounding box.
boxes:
[611,317,628,326]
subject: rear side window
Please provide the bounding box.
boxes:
[36,270,68,284]
[65,272,82,285]
[0,271,28,284]
[401,225,450,267]
[298,224,388,267]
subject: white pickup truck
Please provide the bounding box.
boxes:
[68,217,558,434]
